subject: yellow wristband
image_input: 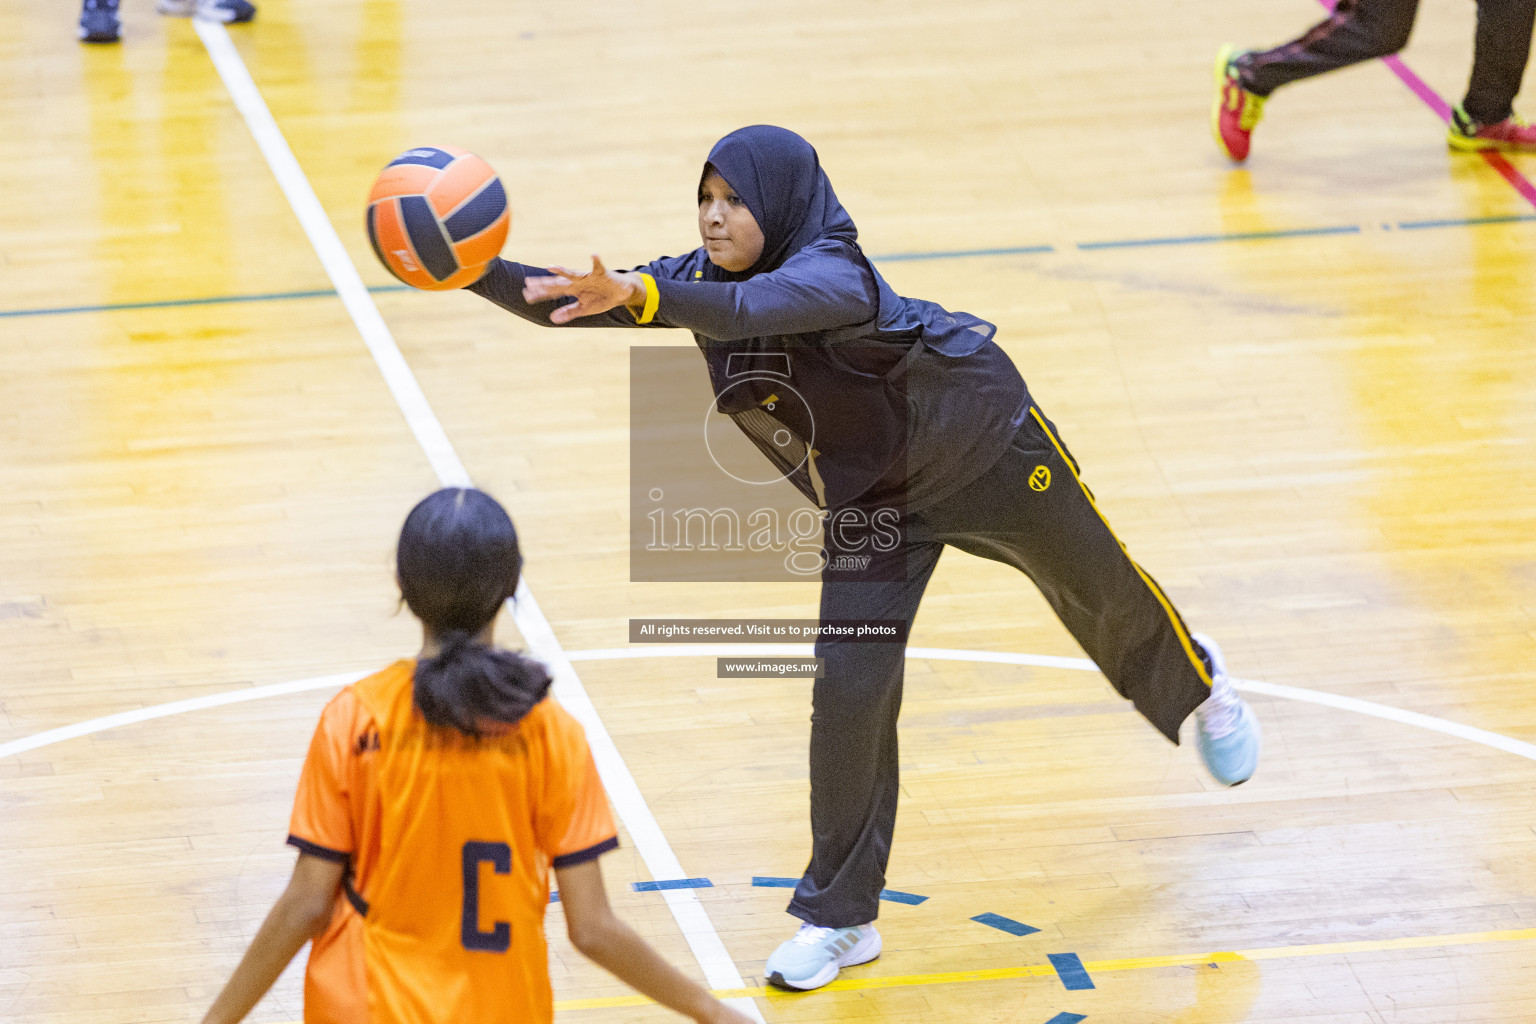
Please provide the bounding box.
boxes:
[635,273,660,325]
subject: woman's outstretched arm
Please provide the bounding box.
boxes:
[518,240,881,341]
[468,256,665,329]
[202,853,345,1024]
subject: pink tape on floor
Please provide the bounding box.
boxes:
[1380,55,1453,122]
[1482,152,1536,207]
[1309,0,1536,210]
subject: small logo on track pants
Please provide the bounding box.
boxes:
[1029,465,1052,491]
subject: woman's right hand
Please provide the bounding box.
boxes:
[521,255,646,324]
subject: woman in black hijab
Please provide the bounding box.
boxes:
[463,125,1260,992]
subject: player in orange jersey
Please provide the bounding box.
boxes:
[200,487,755,1024]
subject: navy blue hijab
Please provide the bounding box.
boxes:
[696,126,998,356]
[698,125,858,281]
[684,126,1020,511]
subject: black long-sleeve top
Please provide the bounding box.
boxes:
[469,239,1027,513]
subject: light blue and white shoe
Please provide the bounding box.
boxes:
[765,922,881,990]
[156,0,256,22]
[1192,632,1260,786]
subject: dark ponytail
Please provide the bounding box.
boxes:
[397,488,552,735]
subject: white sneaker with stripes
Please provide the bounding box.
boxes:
[1192,632,1260,785]
[156,0,255,22]
[765,922,881,990]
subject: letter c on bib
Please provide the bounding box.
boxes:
[461,840,512,952]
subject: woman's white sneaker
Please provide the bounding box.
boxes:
[764,922,881,990]
[1192,632,1260,786]
[156,0,256,21]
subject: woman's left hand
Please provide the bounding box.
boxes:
[522,255,644,324]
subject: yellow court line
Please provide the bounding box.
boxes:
[266,926,1536,1016]
[544,925,1536,1011]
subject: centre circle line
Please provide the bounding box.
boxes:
[3,646,1532,763]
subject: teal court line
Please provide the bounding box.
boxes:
[1076,224,1361,250]
[0,284,408,319]
[1396,213,1536,230]
[2,214,1531,320]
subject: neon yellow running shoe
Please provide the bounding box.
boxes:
[1212,44,1266,162]
[1448,105,1536,152]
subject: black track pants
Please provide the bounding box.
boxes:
[788,403,1215,928]
[1235,0,1536,124]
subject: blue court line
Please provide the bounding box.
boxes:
[1396,213,1536,230]
[871,243,1055,262]
[1044,1014,1087,1024]
[1077,224,1362,250]
[751,876,929,904]
[0,284,409,319]
[972,912,1041,937]
[549,891,560,903]
[1047,952,1095,991]
[632,877,713,892]
[5,212,1530,321]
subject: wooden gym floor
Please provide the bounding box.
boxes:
[2,0,1535,1021]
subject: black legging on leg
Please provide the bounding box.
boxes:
[790,541,942,929]
[1465,0,1536,123]
[1238,0,1420,96]
[787,403,1215,928]
[1236,0,1536,124]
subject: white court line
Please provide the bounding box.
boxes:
[192,20,467,486]
[8,647,1535,767]
[0,672,367,761]
[1233,678,1536,762]
[567,644,1103,673]
[191,20,761,1016]
[565,647,1536,762]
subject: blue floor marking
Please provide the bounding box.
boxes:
[632,877,713,892]
[1048,952,1095,990]
[1396,213,1536,230]
[972,912,1041,936]
[751,876,927,904]
[0,284,409,319]
[1044,1014,1087,1024]
[871,243,1055,263]
[549,891,559,903]
[7,212,1529,321]
[1078,224,1361,250]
